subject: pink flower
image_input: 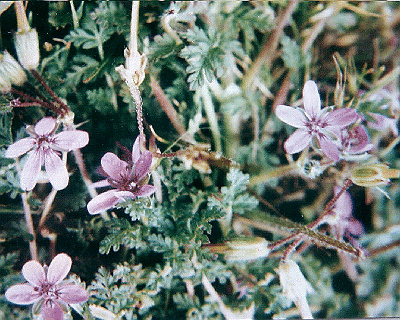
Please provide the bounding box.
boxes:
[275,80,358,161]
[87,136,156,215]
[5,117,89,191]
[340,125,374,155]
[5,253,89,320]
[330,186,364,243]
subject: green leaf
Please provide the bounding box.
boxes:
[0,112,13,147]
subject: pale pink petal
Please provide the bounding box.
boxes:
[58,284,89,304]
[5,137,35,158]
[113,190,137,200]
[20,150,42,191]
[34,117,57,136]
[303,80,321,118]
[133,151,152,182]
[5,283,41,305]
[346,218,364,236]
[87,189,120,215]
[101,152,129,181]
[275,105,307,128]
[44,150,69,190]
[325,108,357,127]
[47,253,72,285]
[334,187,353,219]
[41,301,64,320]
[91,179,110,189]
[136,185,156,197]
[52,130,89,151]
[318,135,340,161]
[22,260,46,286]
[283,129,312,154]
[348,125,374,154]
[131,136,141,164]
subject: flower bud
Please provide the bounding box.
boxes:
[351,164,400,187]
[14,29,40,70]
[225,237,270,261]
[0,51,27,88]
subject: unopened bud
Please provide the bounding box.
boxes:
[225,237,270,261]
[351,164,400,187]
[14,29,40,70]
[0,51,27,88]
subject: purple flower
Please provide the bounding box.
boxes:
[275,80,358,161]
[331,186,364,239]
[87,136,156,215]
[340,124,374,155]
[5,117,89,191]
[5,253,89,320]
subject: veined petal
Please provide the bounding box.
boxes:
[58,284,89,304]
[87,189,120,215]
[44,150,69,190]
[52,130,89,151]
[20,150,42,191]
[318,134,340,161]
[22,260,46,287]
[131,136,141,164]
[34,117,57,136]
[325,108,357,127]
[5,137,35,158]
[41,301,64,320]
[136,185,156,197]
[133,151,152,182]
[5,283,41,305]
[303,80,321,118]
[283,129,312,154]
[101,152,129,181]
[47,253,72,285]
[275,105,307,128]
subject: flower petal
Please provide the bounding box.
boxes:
[52,130,89,151]
[303,80,321,118]
[101,152,129,181]
[318,134,340,161]
[131,136,141,164]
[22,260,46,287]
[275,105,307,128]
[41,301,64,320]
[133,151,152,182]
[5,137,35,158]
[34,117,57,136]
[283,129,312,154]
[58,284,89,304]
[87,189,120,215]
[47,253,72,285]
[5,283,41,305]
[20,150,42,191]
[325,108,357,127]
[136,185,156,197]
[44,150,69,190]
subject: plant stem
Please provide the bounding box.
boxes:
[150,75,186,137]
[241,0,298,91]
[16,160,38,261]
[39,188,57,229]
[21,192,38,261]
[200,83,222,153]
